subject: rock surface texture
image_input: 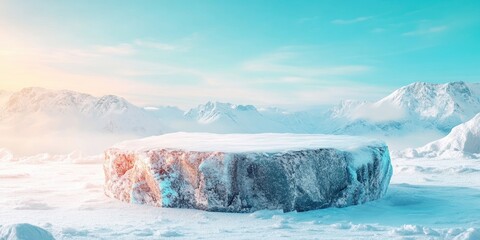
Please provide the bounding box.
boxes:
[104,133,392,212]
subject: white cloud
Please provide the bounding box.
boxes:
[403,25,448,36]
[332,16,373,25]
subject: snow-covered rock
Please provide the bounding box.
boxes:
[0,223,54,240]
[104,133,392,212]
[404,113,480,158]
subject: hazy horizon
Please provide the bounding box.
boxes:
[1,1,479,109]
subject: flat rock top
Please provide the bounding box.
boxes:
[112,132,385,153]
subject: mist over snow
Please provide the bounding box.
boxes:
[0,81,479,155]
[402,113,480,159]
[350,101,407,122]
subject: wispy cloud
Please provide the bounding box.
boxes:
[0,39,386,109]
[331,16,373,25]
[403,25,448,36]
[243,50,371,77]
[133,40,186,51]
[89,37,193,57]
[0,28,382,109]
[94,43,136,56]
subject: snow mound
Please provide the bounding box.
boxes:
[403,113,480,158]
[0,223,54,240]
[453,228,480,240]
[104,133,392,212]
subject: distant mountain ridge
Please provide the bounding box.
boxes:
[0,87,163,134]
[0,81,478,154]
[330,81,480,134]
[183,101,293,133]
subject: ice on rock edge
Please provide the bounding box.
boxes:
[104,133,393,212]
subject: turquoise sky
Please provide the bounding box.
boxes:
[0,1,479,108]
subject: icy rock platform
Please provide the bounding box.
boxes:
[104,133,392,212]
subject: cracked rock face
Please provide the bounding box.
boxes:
[104,133,392,212]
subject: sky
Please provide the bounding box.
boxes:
[0,0,479,109]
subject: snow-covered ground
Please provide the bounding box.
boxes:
[1,150,478,239]
[1,81,479,239]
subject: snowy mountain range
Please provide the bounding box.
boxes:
[181,101,324,133]
[0,81,478,154]
[0,87,164,134]
[329,81,480,134]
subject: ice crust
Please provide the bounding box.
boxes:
[104,133,392,212]
[112,132,386,153]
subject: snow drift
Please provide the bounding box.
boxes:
[0,223,54,240]
[104,133,392,212]
[403,113,480,158]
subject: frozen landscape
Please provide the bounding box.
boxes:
[1,1,480,239]
[1,81,479,239]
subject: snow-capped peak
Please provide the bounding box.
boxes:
[90,95,133,117]
[0,87,164,135]
[329,99,368,119]
[377,81,480,130]
[185,101,258,124]
[3,87,97,114]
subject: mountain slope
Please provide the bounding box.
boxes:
[0,88,166,155]
[467,82,480,96]
[377,81,480,131]
[1,82,479,154]
[184,101,292,133]
[403,113,480,158]
[0,87,164,134]
[0,90,12,107]
[331,81,480,135]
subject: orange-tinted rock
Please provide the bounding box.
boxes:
[104,133,393,212]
